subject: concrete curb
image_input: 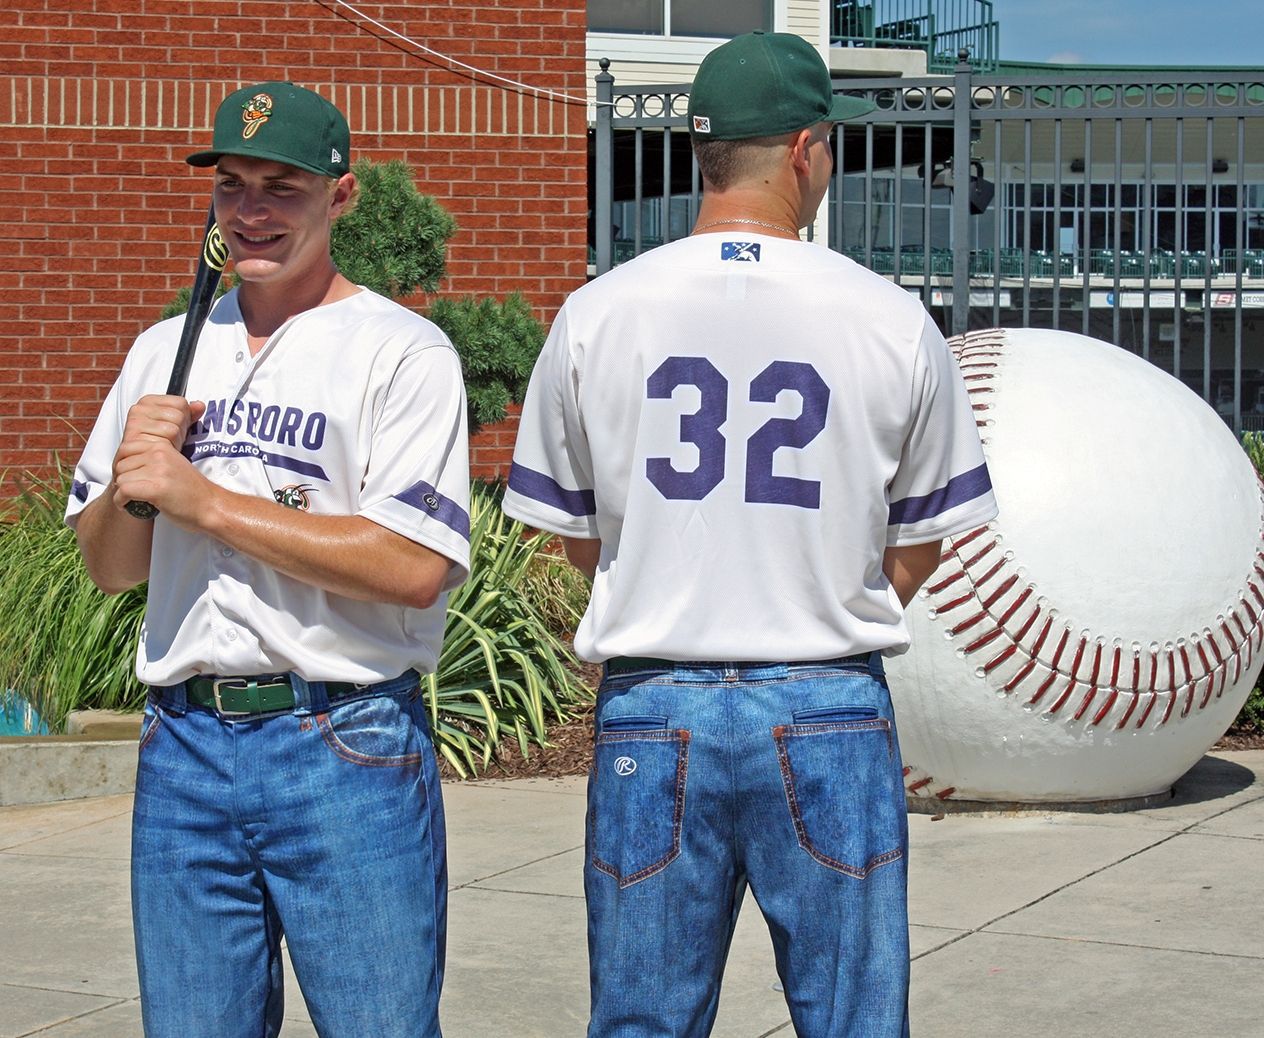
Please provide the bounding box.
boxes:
[0,735,138,806]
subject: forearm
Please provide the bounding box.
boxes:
[882,539,943,607]
[73,489,154,594]
[561,536,600,580]
[198,484,453,609]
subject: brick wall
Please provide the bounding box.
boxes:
[0,0,588,485]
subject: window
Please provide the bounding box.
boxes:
[588,0,772,37]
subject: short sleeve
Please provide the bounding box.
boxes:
[358,343,472,589]
[501,307,599,538]
[64,325,174,527]
[886,316,998,545]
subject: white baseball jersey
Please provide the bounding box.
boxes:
[66,287,470,685]
[502,234,997,663]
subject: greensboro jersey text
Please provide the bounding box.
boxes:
[65,288,470,685]
[503,234,998,663]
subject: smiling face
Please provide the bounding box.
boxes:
[212,155,355,293]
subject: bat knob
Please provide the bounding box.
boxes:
[125,500,160,520]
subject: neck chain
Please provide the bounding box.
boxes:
[693,217,799,237]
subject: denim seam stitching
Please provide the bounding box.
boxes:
[316,713,425,768]
[772,727,904,880]
[137,712,162,752]
[591,730,690,889]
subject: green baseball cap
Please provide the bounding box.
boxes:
[186,82,351,177]
[687,31,875,141]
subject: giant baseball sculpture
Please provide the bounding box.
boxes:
[887,327,1264,807]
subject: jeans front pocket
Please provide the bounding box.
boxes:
[773,716,903,879]
[138,702,162,752]
[317,693,425,768]
[589,725,690,889]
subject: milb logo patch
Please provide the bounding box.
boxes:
[721,241,761,262]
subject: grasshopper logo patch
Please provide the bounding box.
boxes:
[241,92,274,139]
[274,483,316,510]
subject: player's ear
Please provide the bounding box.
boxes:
[329,173,357,216]
[789,128,813,176]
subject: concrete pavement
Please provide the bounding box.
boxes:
[1,751,1260,1037]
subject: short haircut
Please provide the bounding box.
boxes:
[693,132,794,191]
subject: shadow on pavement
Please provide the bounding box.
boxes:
[1169,752,1260,806]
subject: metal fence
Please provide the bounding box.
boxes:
[592,56,1264,432]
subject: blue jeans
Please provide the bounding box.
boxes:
[585,655,910,1038]
[132,674,446,1038]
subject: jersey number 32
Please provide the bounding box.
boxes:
[646,356,829,509]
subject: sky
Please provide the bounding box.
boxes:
[996,0,1262,67]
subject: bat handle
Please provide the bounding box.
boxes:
[125,499,160,520]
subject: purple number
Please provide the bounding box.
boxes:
[745,361,829,508]
[646,357,728,500]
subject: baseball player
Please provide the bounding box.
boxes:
[66,83,468,1037]
[503,32,997,1038]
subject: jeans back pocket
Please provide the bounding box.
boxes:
[589,725,689,889]
[773,716,904,879]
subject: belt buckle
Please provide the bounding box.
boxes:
[211,678,252,716]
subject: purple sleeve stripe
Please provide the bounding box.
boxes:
[508,462,596,517]
[393,480,471,540]
[71,480,89,502]
[888,462,993,525]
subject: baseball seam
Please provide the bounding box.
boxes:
[903,328,1264,799]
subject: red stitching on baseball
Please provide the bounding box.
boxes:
[1004,659,1037,694]
[1047,677,1077,715]
[924,330,1264,732]
[1093,688,1119,725]
[1115,692,1139,729]
[984,642,1019,673]
[949,610,988,636]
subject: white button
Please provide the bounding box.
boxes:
[228,463,239,475]
[235,351,244,363]
[220,547,233,557]
[226,630,238,641]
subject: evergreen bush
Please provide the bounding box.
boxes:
[330,158,456,298]
[428,293,545,434]
[1237,431,1264,734]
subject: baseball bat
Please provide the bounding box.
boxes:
[125,205,229,520]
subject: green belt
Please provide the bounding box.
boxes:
[183,675,359,716]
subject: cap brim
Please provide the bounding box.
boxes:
[827,95,877,122]
[184,147,334,177]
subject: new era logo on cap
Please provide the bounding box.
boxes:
[693,115,711,133]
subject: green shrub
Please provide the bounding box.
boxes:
[0,471,590,772]
[330,158,456,298]
[425,483,591,775]
[1236,431,1264,736]
[1236,686,1264,735]
[428,293,546,434]
[0,467,147,731]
